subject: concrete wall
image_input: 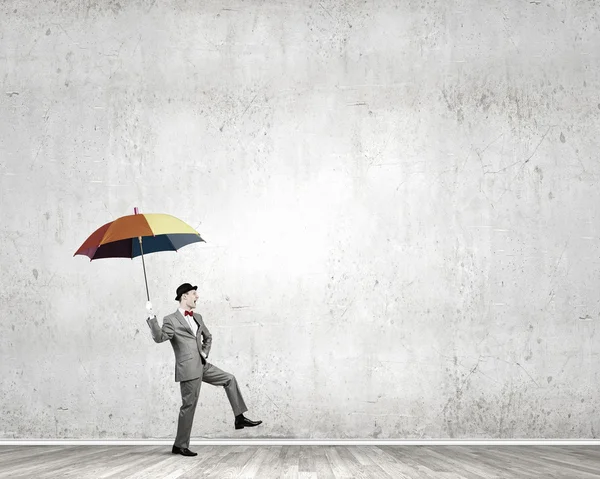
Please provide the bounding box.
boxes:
[1,0,599,439]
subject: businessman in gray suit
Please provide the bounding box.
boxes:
[146,283,262,457]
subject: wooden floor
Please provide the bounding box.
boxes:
[0,445,599,479]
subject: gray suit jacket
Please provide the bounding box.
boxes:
[147,310,212,382]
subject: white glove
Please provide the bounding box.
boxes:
[146,301,154,319]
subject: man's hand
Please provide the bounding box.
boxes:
[146,301,154,319]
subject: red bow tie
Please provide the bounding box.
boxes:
[184,310,193,317]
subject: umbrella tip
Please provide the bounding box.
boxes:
[134,207,139,215]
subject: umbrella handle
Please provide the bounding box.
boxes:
[138,236,150,302]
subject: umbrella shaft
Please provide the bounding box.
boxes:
[138,236,150,301]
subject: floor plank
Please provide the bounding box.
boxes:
[0,445,598,478]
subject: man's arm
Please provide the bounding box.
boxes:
[145,302,174,343]
[147,315,174,343]
[201,317,212,357]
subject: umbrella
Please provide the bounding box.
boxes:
[74,207,205,301]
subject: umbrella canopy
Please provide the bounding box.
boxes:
[74,213,205,260]
[74,211,205,301]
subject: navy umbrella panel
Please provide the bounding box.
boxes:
[88,233,206,260]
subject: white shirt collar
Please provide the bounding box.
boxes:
[179,308,197,334]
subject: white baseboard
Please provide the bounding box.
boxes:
[1,439,599,446]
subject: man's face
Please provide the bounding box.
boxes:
[183,290,199,309]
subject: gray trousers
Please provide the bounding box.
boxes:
[174,362,248,448]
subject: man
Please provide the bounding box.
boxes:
[146,282,262,457]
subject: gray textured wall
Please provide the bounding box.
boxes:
[1,0,599,439]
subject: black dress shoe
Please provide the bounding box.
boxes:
[235,414,263,429]
[172,446,198,456]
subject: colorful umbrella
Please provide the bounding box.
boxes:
[74,208,205,300]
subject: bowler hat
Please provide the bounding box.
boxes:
[175,283,197,301]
